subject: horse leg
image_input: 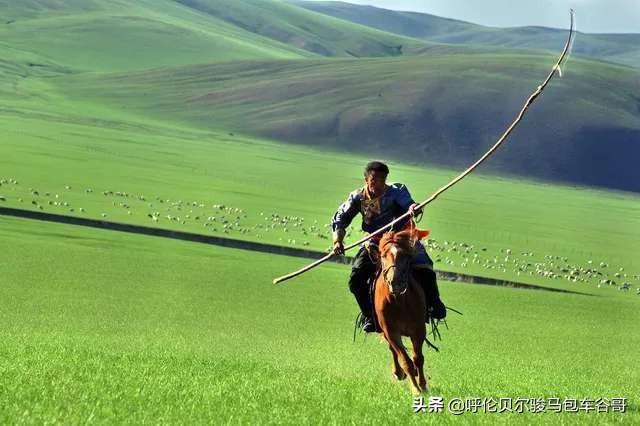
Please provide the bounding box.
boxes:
[385,332,421,395]
[411,333,428,392]
[384,335,405,381]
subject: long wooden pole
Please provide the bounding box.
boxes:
[273,11,575,285]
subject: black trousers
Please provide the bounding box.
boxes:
[349,246,439,318]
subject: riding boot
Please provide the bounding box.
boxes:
[351,282,373,320]
[349,248,377,332]
[349,275,376,332]
[414,268,446,320]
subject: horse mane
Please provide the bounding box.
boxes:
[379,229,415,254]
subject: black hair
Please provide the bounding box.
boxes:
[364,160,389,177]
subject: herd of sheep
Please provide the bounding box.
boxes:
[1,177,638,295]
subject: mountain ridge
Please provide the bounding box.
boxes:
[292,1,640,67]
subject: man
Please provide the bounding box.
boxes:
[331,161,446,332]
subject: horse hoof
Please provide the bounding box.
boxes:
[392,371,406,381]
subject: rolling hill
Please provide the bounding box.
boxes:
[52,51,640,192]
[0,0,432,74]
[0,0,309,72]
[292,1,640,68]
[1,0,638,193]
[173,0,429,58]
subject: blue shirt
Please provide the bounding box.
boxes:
[331,183,415,234]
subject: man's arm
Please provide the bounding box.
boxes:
[396,184,421,216]
[331,190,360,255]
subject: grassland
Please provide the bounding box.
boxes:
[1,217,638,424]
[0,1,312,73]
[1,107,639,295]
[1,1,639,423]
[54,51,639,134]
[0,0,432,74]
[172,0,428,58]
[1,29,639,284]
[50,51,640,192]
[2,0,639,194]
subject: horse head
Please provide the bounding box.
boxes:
[377,229,417,295]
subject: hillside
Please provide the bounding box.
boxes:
[0,1,312,72]
[0,0,431,74]
[293,1,640,67]
[2,0,638,193]
[174,0,428,58]
[52,50,640,192]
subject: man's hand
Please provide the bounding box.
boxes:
[408,203,422,216]
[332,228,346,255]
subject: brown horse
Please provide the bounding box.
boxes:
[370,228,429,395]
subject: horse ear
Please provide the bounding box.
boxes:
[415,229,430,240]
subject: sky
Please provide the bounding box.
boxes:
[310,0,640,33]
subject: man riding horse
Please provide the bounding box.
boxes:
[331,161,446,333]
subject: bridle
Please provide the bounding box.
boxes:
[380,244,412,295]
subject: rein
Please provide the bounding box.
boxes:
[381,264,409,295]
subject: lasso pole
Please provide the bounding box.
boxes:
[273,10,575,285]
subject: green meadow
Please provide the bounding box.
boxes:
[2,111,639,291]
[1,217,638,424]
[1,0,639,423]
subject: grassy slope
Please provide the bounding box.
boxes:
[1,106,639,293]
[0,1,638,291]
[175,0,429,58]
[0,0,314,72]
[0,0,433,74]
[1,217,638,423]
[4,2,638,193]
[56,50,638,130]
[52,52,640,192]
[292,0,640,67]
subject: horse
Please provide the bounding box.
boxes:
[368,227,430,395]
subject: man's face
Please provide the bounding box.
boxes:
[365,171,387,195]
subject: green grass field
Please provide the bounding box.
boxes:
[2,109,639,292]
[1,0,639,423]
[1,217,638,423]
